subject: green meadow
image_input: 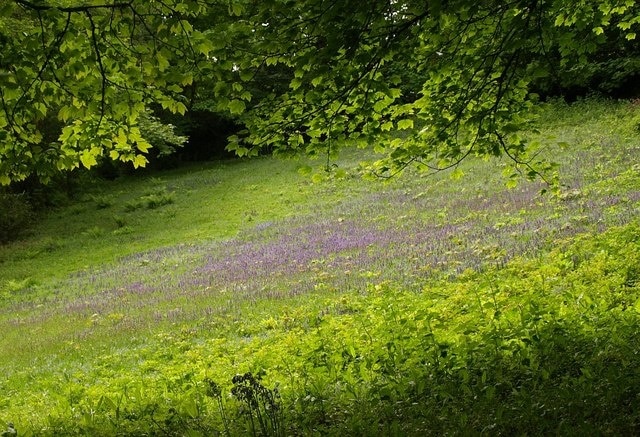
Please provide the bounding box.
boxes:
[2,99,640,435]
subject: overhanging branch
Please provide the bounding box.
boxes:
[14,0,133,13]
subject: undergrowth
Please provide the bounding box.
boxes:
[2,224,640,435]
[1,99,640,435]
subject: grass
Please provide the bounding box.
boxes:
[1,98,640,435]
[0,156,347,286]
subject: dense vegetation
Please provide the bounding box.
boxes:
[2,1,640,435]
[2,0,640,184]
[1,99,640,435]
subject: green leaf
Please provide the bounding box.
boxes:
[132,154,148,169]
[290,77,303,90]
[307,128,322,138]
[311,172,325,183]
[229,2,244,16]
[450,167,464,180]
[80,150,98,169]
[505,178,518,189]
[196,39,214,56]
[334,168,347,179]
[397,119,414,130]
[58,106,73,122]
[228,99,246,114]
[136,139,152,154]
[174,102,187,115]
[156,52,170,72]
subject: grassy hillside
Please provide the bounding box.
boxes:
[1,99,640,435]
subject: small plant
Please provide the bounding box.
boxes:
[1,278,36,299]
[82,226,105,239]
[38,237,64,253]
[1,422,16,436]
[143,190,175,209]
[124,188,175,212]
[113,215,127,228]
[231,372,284,437]
[123,199,143,212]
[112,225,134,235]
[205,379,231,436]
[91,194,114,209]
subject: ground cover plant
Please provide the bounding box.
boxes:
[1,98,640,435]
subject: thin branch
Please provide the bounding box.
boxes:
[85,10,107,127]
[15,0,133,13]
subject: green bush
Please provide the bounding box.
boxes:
[0,192,33,244]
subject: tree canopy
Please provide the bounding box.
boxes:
[1,0,639,184]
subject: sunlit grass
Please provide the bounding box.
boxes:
[1,98,640,434]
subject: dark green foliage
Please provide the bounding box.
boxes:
[0,192,33,243]
[163,109,240,161]
[230,372,284,437]
[536,54,640,100]
[2,0,640,183]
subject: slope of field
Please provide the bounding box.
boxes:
[1,99,640,435]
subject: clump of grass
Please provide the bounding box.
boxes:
[124,188,175,211]
[112,225,134,235]
[112,215,127,228]
[0,277,36,300]
[91,194,114,209]
[82,226,105,239]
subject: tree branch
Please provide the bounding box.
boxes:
[85,10,107,127]
[14,0,133,13]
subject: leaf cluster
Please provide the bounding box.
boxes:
[2,0,640,183]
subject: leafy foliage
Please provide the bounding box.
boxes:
[206,0,640,180]
[1,0,640,183]
[0,0,209,183]
[137,110,187,158]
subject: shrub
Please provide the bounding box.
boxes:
[0,192,33,244]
